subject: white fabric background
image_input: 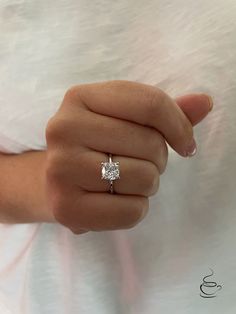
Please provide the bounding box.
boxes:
[0,0,236,313]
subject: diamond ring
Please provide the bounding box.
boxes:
[101,153,120,194]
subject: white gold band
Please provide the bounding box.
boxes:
[101,153,120,194]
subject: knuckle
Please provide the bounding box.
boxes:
[124,197,149,228]
[64,84,91,106]
[45,118,65,144]
[64,85,80,100]
[45,117,58,143]
[143,164,160,196]
[150,173,160,196]
[46,118,72,146]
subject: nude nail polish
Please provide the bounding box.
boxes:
[202,94,214,112]
[208,96,214,111]
[185,138,197,157]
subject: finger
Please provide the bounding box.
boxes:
[59,192,149,231]
[52,110,168,174]
[175,94,213,126]
[63,80,195,157]
[49,149,160,196]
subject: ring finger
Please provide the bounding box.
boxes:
[50,149,160,197]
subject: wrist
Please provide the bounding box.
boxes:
[0,150,57,224]
[36,150,57,223]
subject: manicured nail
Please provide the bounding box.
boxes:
[203,94,214,112]
[185,138,197,157]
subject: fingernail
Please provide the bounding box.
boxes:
[185,138,197,157]
[203,94,214,112]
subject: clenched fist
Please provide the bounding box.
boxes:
[45,80,213,234]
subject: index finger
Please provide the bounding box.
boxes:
[64,80,195,157]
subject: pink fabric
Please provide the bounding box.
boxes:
[112,231,142,304]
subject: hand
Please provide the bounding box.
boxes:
[45,80,213,234]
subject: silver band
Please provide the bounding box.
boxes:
[101,153,120,194]
[108,153,112,163]
[108,154,113,193]
[110,179,114,194]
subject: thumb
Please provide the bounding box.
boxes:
[175,94,213,126]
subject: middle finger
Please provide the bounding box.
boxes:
[56,109,168,174]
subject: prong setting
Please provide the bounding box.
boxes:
[101,161,120,181]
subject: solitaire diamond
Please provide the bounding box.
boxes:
[101,161,120,181]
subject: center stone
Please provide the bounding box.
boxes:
[101,162,120,181]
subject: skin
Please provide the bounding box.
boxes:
[0,80,213,232]
[41,80,213,234]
